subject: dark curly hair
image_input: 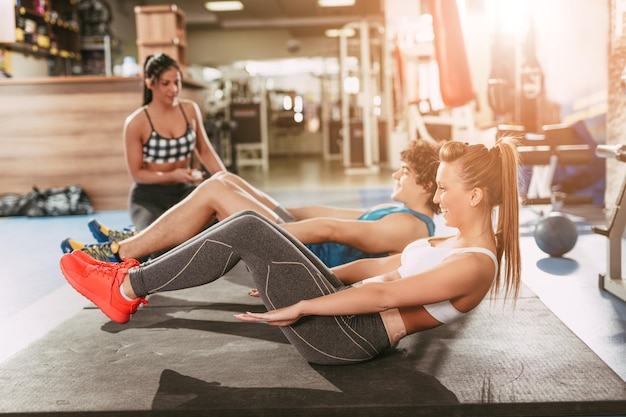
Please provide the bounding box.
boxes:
[400,139,441,215]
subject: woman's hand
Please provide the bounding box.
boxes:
[168,168,199,184]
[247,288,260,297]
[235,303,303,327]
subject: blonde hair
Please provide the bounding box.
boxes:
[438,137,522,300]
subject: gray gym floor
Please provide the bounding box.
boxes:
[0,157,624,416]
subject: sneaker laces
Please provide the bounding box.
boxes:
[89,262,148,310]
[93,257,140,270]
[120,258,140,269]
[108,228,137,242]
[81,241,121,263]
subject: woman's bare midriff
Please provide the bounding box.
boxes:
[143,159,193,185]
[379,308,407,347]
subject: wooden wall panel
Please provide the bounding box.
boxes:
[0,77,141,211]
[0,77,202,210]
[0,76,206,212]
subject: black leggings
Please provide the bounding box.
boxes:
[128,182,196,231]
[129,210,390,365]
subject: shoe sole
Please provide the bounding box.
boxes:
[60,254,129,324]
[60,238,82,254]
[87,219,109,243]
[60,240,72,254]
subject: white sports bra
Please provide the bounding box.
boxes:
[397,239,499,323]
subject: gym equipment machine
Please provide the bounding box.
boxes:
[592,144,626,302]
[338,20,385,174]
[497,123,593,205]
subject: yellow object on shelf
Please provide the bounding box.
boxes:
[37,35,50,48]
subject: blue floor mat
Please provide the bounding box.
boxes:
[0,211,131,322]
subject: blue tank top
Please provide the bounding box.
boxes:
[305,206,435,268]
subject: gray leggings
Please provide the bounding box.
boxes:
[129,210,390,365]
[273,205,297,223]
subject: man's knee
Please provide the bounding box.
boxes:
[211,171,237,183]
[211,171,228,181]
[196,177,227,201]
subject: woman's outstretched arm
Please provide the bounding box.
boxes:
[237,251,495,327]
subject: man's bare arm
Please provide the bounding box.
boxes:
[286,205,366,220]
[281,214,429,254]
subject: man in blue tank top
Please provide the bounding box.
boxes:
[297,206,435,268]
[62,140,441,268]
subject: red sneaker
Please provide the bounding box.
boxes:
[60,253,147,324]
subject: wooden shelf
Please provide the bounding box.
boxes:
[134,4,188,76]
[0,0,80,75]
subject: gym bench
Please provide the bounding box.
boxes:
[497,123,594,205]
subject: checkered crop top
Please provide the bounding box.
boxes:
[142,104,196,164]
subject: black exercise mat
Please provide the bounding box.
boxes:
[0,264,624,417]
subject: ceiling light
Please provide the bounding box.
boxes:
[204,1,243,12]
[318,0,355,7]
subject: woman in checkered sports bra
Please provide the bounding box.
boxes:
[123,53,227,231]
